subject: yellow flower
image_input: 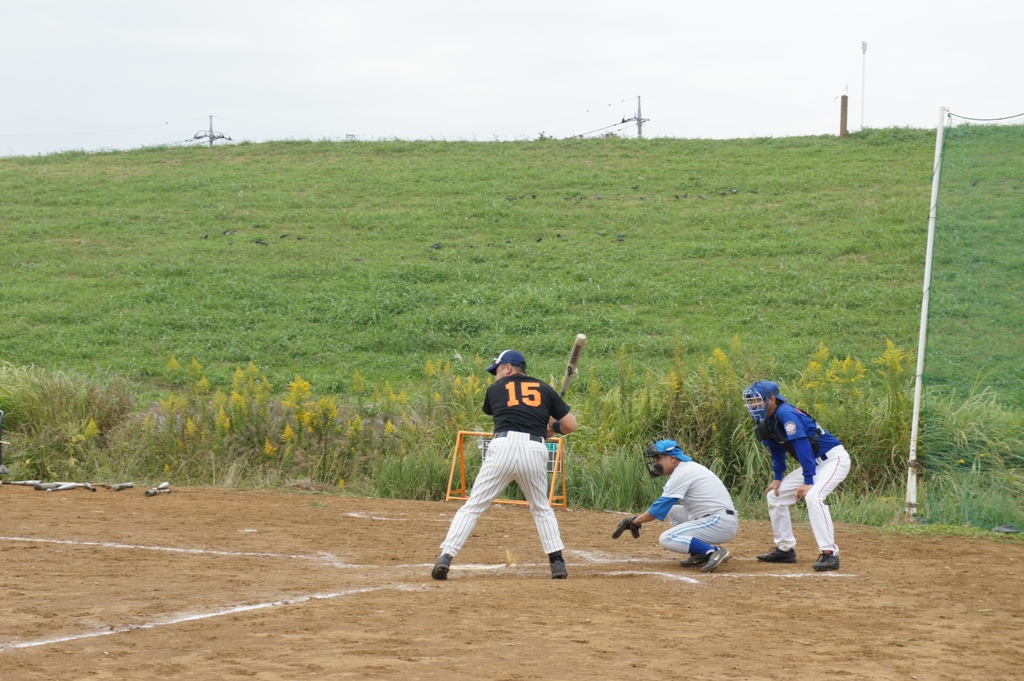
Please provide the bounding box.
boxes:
[384,419,397,436]
[231,391,246,411]
[216,407,231,432]
[254,379,272,406]
[194,376,211,394]
[166,355,181,372]
[263,437,278,457]
[351,368,366,396]
[306,397,339,431]
[184,417,197,437]
[84,418,100,439]
[284,375,312,411]
[337,478,346,489]
[282,423,295,442]
[187,357,204,378]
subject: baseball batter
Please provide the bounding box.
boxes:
[743,380,851,571]
[432,349,578,580]
[612,440,737,572]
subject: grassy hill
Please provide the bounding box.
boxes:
[5,129,1024,530]
[0,130,934,392]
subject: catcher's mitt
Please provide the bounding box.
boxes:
[612,516,641,539]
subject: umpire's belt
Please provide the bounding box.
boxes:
[493,431,544,443]
[701,510,736,518]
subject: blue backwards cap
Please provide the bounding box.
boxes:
[654,439,692,462]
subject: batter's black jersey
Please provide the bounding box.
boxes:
[482,374,571,440]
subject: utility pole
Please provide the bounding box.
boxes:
[861,41,868,129]
[620,96,650,138]
[192,115,232,147]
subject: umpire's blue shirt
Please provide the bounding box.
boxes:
[762,402,841,485]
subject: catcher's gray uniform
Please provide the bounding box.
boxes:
[653,461,738,554]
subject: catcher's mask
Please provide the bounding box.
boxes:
[742,381,785,422]
[643,439,692,477]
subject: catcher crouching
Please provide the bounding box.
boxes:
[612,440,738,573]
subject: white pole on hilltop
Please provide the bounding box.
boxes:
[906,105,949,521]
[860,41,867,129]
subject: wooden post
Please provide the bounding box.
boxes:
[840,95,849,138]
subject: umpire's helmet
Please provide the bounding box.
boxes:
[742,381,786,421]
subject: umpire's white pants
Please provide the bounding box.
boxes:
[767,445,851,555]
[440,431,563,557]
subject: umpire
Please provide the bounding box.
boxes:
[432,349,578,580]
[743,380,851,571]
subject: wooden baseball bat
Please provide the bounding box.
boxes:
[102,482,134,491]
[559,334,587,397]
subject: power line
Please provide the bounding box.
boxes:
[0,117,206,138]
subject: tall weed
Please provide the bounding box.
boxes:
[2,342,1020,529]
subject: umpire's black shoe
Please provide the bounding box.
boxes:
[756,547,797,563]
[550,557,568,579]
[812,552,840,572]
[431,553,453,580]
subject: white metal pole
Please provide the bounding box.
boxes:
[860,42,867,129]
[906,105,949,520]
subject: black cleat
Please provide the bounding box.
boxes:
[701,548,731,573]
[812,553,840,572]
[550,557,568,579]
[431,553,452,580]
[757,547,797,563]
[679,552,711,567]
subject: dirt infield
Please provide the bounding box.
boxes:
[1,486,1021,680]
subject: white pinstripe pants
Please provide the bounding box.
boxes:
[768,445,851,554]
[440,431,564,557]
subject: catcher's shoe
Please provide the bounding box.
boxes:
[550,557,568,579]
[701,548,731,573]
[679,552,711,567]
[756,547,797,563]
[431,553,453,580]
[812,552,840,572]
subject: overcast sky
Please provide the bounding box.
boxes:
[1,1,1019,156]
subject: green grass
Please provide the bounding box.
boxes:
[0,131,934,393]
[2,128,1021,529]
[926,123,1024,404]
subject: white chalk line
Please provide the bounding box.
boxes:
[0,535,359,567]
[606,570,702,584]
[0,585,417,651]
[2,537,858,579]
[715,572,858,578]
